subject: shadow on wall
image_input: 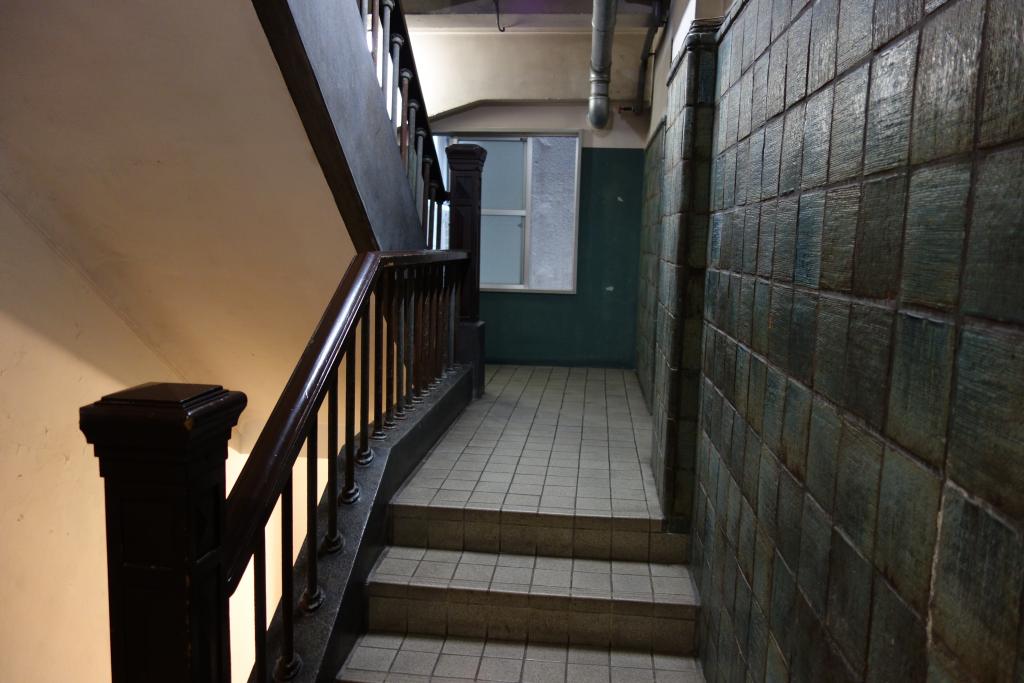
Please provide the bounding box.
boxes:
[480,147,644,367]
[0,189,179,683]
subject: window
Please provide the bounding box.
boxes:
[457,135,580,293]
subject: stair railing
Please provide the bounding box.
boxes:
[360,0,448,248]
[81,249,467,683]
[224,250,465,681]
[78,1,489,674]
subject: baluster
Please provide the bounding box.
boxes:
[440,266,452,374]
[274,477,301,680]
[437,266,445,379]
[426,266,434,389]
[403,268,412,412]
[254,532,267,683]
[357,310,373,464]
[380,0,394,94]
[395,268,407,417]
[406,102,420,186]
[450,271,460,370]
[450,265,459,370]
[386,270,397,424]
[360,0,368,27]
[324,375,343,551]
[424,265,433,388]
[439,200,446,249]
[405,103,417,188]
[415,131,427,221]
[341,342,360,503]
[437,264,446,376]
[424,265,434,387]
[407,264,415,405]
[414,265,423,397]
[423,265,433,390]
[399,72,412,161]
[300,421,325,612]
[390,36,404,133]
[408,266,419,404]
[429,266,438,385]
[432,265,442,384]
[373,277,386,438]
[370,0,380,75]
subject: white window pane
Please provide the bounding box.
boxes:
[528,136,578,291]
[480,215,524,285]
[463,139,525,210]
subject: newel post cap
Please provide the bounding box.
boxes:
[445,144,487,172]
[80,383,247,461]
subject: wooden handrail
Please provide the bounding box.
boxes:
[223,249,466,591]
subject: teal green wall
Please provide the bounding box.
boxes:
[480,147,643,367]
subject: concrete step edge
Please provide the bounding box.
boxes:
[389,504,690,563]
[337,631,706,682]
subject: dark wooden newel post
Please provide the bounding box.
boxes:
[445,143,487,397]
[80,383,247,683]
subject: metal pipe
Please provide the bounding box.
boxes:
[634,1,662,115]
[588,0,619,129]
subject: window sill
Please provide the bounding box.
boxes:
[481,285,577,295]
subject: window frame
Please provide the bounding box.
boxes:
[453,132,582,295]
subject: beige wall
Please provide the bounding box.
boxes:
[410,0,727,148]
[0,0,363,680]
[0,191,179,682]
[432,102,649,148]
[0,0,358,450]
[410,29,648,116]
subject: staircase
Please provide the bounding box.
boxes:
[337,366,703,682]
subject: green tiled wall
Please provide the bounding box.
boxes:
[689,0,1024,680]
[635,126,664,409]
[635,22,721,528]
[480,148,642,366]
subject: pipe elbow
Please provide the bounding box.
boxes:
[588,95,610,129]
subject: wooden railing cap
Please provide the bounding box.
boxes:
[446,143,488,170]
[80,383,246,456]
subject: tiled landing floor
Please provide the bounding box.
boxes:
[340,633,703,682]
[393,366,662,519]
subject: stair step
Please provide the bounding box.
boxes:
[338,632,705,682]
[390,504,689,563]
[366,547,699,655]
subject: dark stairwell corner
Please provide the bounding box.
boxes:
[4,0,1022,681]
